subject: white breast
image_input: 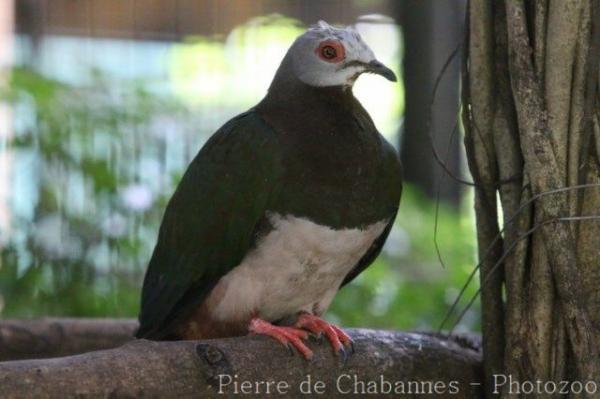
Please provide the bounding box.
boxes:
[207,213,388,323]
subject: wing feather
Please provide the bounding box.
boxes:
[136,111,282,339]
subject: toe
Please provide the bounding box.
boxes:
[285,333,314,359]
[321,323,344,353]
[331,324,353,348]
[248,318,313,359]
[296,319,321,336]
[283,326,309,340]
[294,314,354,357]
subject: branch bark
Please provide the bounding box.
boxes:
[0,318,137,361]
[0,327,483,398]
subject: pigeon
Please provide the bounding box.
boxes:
[136,20,402,360]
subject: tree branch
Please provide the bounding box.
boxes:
[0,326,483,398]
[0,318,137,361]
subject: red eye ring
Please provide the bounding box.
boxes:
[316,40,345,63]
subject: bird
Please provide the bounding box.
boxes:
[135,20,402,360]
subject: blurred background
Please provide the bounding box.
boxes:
[0,0,478,332]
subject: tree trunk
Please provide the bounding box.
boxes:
[0,321,483,398]
[397,0,465,206]
[463,0,600,397]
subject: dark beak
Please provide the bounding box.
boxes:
[367,60,397,82]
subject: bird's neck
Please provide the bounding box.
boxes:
[259,70,357,115]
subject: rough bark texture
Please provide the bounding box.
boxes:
[464,0,600,397]
[463,3,505,396]
[0,318,137,361]
[0,325,483,398]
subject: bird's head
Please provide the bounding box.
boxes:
[284,20,397,88]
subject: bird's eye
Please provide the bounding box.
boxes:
[322,46,336,59]
[316,40,345,63]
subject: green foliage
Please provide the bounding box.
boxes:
[329,187,480,331]
[0,67,185,317]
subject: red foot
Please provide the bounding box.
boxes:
[248,318,314,359]
[294,313,353,358]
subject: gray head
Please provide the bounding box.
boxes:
[282,20,396,88]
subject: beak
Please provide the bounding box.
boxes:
[367,60,397,82]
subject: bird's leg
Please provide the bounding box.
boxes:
[248,317,314,359]
[294,312,354,359]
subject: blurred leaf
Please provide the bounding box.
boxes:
[81,158,117,193]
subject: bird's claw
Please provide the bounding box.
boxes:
[294,313,354,359]
[249,318,314,359]
[338,346,348,363]
[285,343,295,356]
[248,315,353,360]
[348,340,355,354]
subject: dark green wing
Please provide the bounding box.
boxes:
[136,111,282,339]
[341,139,403,287]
